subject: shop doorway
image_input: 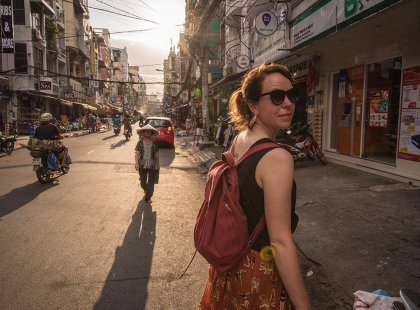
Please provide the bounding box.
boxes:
[331,65,364,156]
[363,57,401,164]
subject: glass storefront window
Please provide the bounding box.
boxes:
[363,57,402,164]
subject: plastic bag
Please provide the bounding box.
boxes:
[353,290,403,310]
[47,152,60,170]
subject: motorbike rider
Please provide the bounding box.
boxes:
[122,113,132,135]
[34,113,69,167]
[113,114,121,128]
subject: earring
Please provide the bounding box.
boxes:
[249,113,257,128]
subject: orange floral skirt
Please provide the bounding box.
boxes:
[199,249,294,309]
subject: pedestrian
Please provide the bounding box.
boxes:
[87,114,95,133]
[107,115,113,130]
[135,124,160,204]
[95,115,101,132]
[199,63,310,309]
[193,117,203,146]
[185,116,192,135]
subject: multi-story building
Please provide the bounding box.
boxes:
[109,46,128,112]
[63,0,92,117]
[199,0,420,183]
[1,0,60,134]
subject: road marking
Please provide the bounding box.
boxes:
[87,150,94,154]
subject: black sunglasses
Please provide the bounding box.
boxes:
[259,88,299,105]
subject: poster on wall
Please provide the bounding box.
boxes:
[368,89,389,128]
[398,66,420,162]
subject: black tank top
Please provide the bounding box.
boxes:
[237,138,299,251]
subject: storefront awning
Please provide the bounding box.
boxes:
[61,100,73,107]
[73,102,89,109]
[210,70,248,89]
[87,105,97,111]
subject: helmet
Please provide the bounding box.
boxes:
[40,113,53,124]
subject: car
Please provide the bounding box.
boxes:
[144,116,175,147]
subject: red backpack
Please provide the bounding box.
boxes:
[193,139,279,272]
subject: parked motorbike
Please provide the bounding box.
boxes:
[395,288,420,310]
[0,132,17,155]
[113,125,120,136]
[276,121,328,165]
[214,116,229,146]
[124,129,131,141]
[29,148,71,184]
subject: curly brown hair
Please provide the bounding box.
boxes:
[228,63,293,131]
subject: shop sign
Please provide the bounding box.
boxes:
[337,0,396,22]
[63,86,74,100]
[291,1,336,49]
[0,90,11,99]
[398,66,420,162]
[236,55,250,69]
[115,95,121,105]
[255,11,277,36]
[291,0,398,50]
[0,0,14,53]
[39,77,52,94]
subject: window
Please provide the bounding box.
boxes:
[33,47,44,76]
[31,13,41,31]
[14,43,28,73]
[145,118,171,128]
[13,0,25,25]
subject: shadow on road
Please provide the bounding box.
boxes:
[102,135,117,141]
[0,181,57,218]
[110,140,128,149]
[159,148,175,167]
[94,200,156,310]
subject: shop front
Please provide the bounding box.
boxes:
[286,0,420,183]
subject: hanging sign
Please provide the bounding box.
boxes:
[236,55,250,69]
[0,0,14,53]
[255,11,277,36]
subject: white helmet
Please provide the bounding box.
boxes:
[40,113,53,124]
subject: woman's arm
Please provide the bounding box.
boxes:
[256,148,310,310]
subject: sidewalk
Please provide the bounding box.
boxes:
[176,135,420,308]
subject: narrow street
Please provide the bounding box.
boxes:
[0,130,209,309]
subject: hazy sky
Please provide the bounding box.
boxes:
[89,0,186,97]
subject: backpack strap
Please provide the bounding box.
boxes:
[224,137,279,168]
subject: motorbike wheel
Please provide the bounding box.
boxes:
[5,141,14,155]
[315,147,328,165]
[36,167,50,184]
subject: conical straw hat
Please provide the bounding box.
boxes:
[137,124,159,137]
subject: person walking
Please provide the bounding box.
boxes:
[199,63,310,309]
[135,124,160,204]
[193,117,203,146]
[107,115,113,131]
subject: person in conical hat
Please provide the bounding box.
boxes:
[135,123,160,203]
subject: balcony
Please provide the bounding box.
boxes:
[32,28,44,42]
[74,0,88,14]
[30,0,55,15]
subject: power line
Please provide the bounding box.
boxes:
[88,5,158,24]
[93,0,156,23]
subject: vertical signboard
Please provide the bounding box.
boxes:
[0,0,14,53]
[398,66,420,162]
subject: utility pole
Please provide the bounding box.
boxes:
[201,32,209,136]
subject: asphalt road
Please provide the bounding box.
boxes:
[0,129,209,309]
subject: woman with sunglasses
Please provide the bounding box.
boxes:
[200,63,310,309]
